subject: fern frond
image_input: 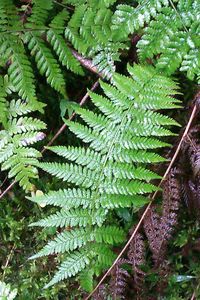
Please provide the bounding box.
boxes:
[0,281,17,300]
[25,33,66,94]
[110,259,130,299]
[65,3,127,77]
[5,37,37,103]
[112,0,170,37]
[0,99,46,190]
[0,75,8,127]
[30,226,125,259]
[142,4,199,81]
[47,10,84,75]
[26,0,53,27]
[31,208,107,228]
[114,1,200,81]
[128,232,146,291]
[0,0,20,30]
[44,249,90,288]
[79,269,94,293]
[29,64,180,288]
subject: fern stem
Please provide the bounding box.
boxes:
[85,92,200,300]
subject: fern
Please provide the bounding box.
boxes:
[0,76,8,127]
[113,0,170,37]
[0,98,46,191]
[0,281,17,300]
[0,0,85,103]
[110,259,130,299]
[113,0,200,82]
[29,64,180,288]
[143,168,181,267]
[128,232,146,292]
[0,0,128,192]
[65,2,127,77]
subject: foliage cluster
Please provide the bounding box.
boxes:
[0,0,200,299]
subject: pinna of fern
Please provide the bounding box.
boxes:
[0,0,84,104]
[0,94,46,191]
[28,64,180,290]
[65,1,128,78]
[113,0,200,82]
[0,0,127,107]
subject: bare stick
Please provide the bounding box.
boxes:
[2,244,15,281]
[71,49,103,77]
[85,102,199,300]
[41,80,99,153]
[191,292,196,300]
[0,80,99,200]
[0,181,16,200]
[190,282,200,300]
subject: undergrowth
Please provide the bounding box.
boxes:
[0,0,200,299]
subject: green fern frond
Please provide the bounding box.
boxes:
[47,30,84,75]
[65,3,127,77]
[79,269,94,293]
[0,99,46,191]
[26,0,53,27]
[30,226,125,259]
[112,0,170,37]
[180,48,200,82]
[46,9,84,75]
[25,33,66,94]
[29,64,180,288]
[44,249,91,288]
[115,1,200,81]
[0,76,8,127]
[0,281,17,300]
[4,37,37,103]
[0,0,20,30]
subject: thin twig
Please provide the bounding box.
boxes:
[0,80,99,200]
[41,80,99,153]
[2,244,15,281]
[71,49,104,77]
[169,0,188,33]
[85,100,199,300]
[190,282,200,300]
[0,181,17,200]
[191,291,196,300]
[53,0,74,10]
